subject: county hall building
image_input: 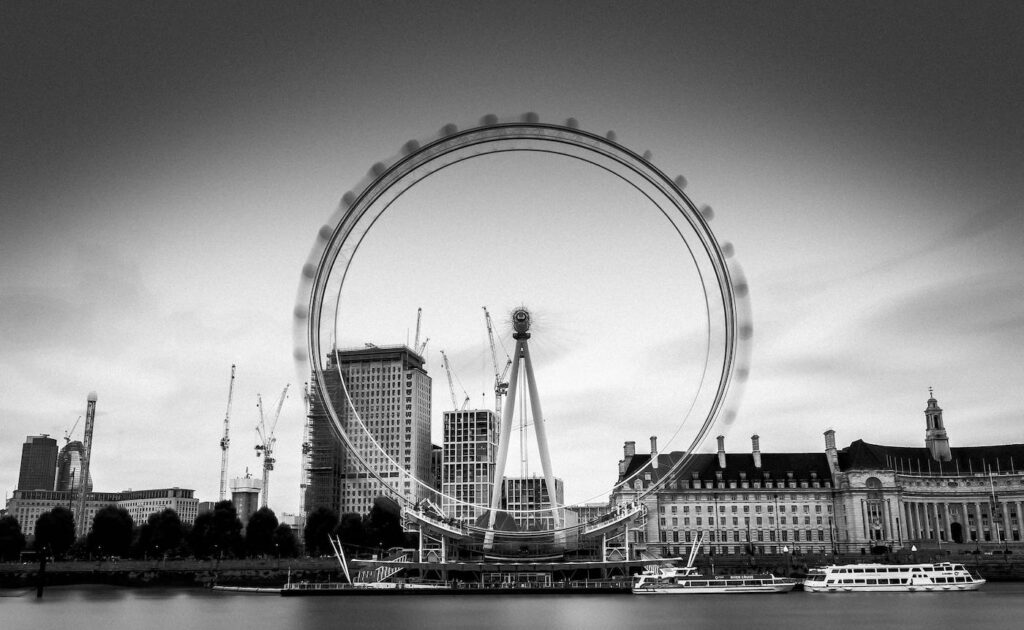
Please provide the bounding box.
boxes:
[613,393,1024,556]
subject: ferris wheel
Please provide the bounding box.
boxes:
[293,113,752,551]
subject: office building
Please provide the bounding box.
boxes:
[502,475,564,531]
[441,409,499,520]
[5,487,199,537]
[17,435,59,491]
[306,345,432,516]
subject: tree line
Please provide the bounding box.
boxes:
[0,501,298,561]
[0,496,414,562]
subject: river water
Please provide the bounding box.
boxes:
[3,583,1023,629]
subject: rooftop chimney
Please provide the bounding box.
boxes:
[716,435,726,469]
[650,436,659,469]
[824,429,840,477]
[824,429,836,452]
[624,440,636,458]
[751,434,762,469]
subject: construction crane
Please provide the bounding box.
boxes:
[219,364,236,502]
[483,306,512,416]
[63,416,81,446]
[298,381,312,524]
[74,392,97,538]
[414,307,422,351]
[440,350,470,410]
[413,307,429,355]
[255,384,289,509]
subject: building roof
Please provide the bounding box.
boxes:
[620,450,830,484]
[838,439,1024,474]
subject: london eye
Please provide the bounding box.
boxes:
[294,113,752,557]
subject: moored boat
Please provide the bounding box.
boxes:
[801,562,985,592]
[631,532,796,594]
[632,565,796,594]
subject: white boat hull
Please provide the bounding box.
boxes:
[803,581,984,593]
[801,561,986,593]
[634,582,796,594]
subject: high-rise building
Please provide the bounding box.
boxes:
[17,435,58,491]
[306,345,432,516]
[502,476,565,531]
[442,409,499,520]
[55,440,92,493]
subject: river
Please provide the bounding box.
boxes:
[3,583,1024,629]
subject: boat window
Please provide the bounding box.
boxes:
[866,579,877,585]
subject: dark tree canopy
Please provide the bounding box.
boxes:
[139,508,186,558]
[303,506,339,557]
[365,497,405,551]
[0,515,27,561]
[272,523,299,558]
[190,500,244,558]
[245,506,279,557]
[188,511,215,558]
[88,505,134,557]
[34,506,76,558]
[336,512,366,550]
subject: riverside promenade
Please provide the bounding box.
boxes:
[3,549,1023,591]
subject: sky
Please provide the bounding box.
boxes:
[2,1,1022,513]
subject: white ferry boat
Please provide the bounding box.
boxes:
[633,565,797,594]
[632,533,796,594]
[801,562,985,592]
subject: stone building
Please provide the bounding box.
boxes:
[612,393,1024,556]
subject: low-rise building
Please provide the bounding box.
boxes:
[5,487,199,537]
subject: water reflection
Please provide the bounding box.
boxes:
[4,584,1024,630]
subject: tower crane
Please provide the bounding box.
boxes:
[219,365,236,502]
[255,384,289,509]
[483,306,512,416]
[64,416,81,446]
[413,307,429,355]
[414,307,422,351]
[440,350,470,410]
[299,382,312,522]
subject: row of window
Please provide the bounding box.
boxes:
[661,515,826,527]
[660,503,829,514]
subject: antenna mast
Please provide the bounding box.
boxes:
[219,365,236,501]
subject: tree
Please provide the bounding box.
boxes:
[303,506,339,556]
[188,512,215,558]
[0,515,27,561]
[34,507,76,559]
[336,512,366,551]
[88,505,134,558]
[139,508,186,559]
[365,497,405,551]
[189,500,244,558]
[271,523,299,558]
[244,507,278,557]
